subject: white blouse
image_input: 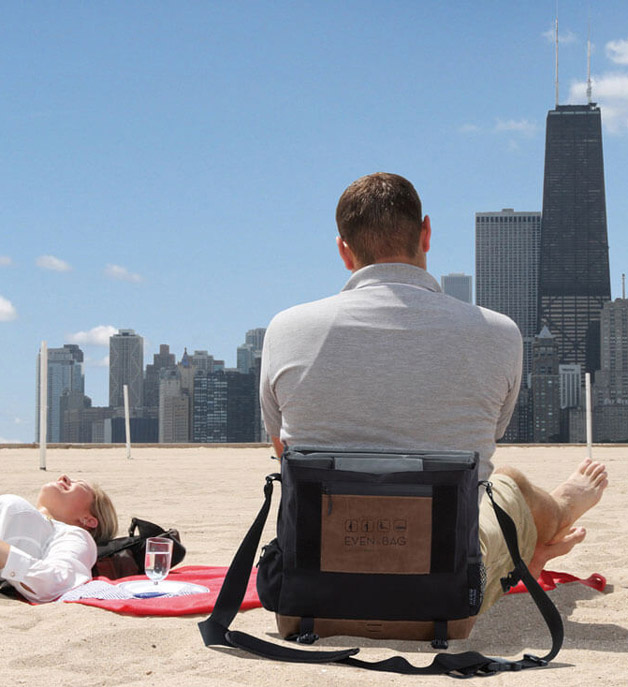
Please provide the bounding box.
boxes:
[0,494,97,603]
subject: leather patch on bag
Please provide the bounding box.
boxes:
[320,494,432,574]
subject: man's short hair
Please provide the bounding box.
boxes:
[335,172,423,265]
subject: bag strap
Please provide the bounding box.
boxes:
[198,475,563,677]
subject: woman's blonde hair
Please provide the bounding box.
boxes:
[88,484,118,543]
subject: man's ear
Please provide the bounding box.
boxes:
[337,236,356,271]
[420,215,431,254]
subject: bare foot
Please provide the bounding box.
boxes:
[529,526,587,578]
[550,458,608,540]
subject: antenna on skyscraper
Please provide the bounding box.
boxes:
[622,273,626,300]
[554,9,560,107]
[586,18,593,104]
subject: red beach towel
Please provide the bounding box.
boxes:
[506,569,606,594]
[64,565,262,616]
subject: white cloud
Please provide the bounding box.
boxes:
[0,295,17,321]
[494,118,538,137]
[542,26,577,45]
[36,255,72,272]
[0,436,23,444]
[458,123,480,134]
[0,256,12,266]
[569,73,628,134]
[84,354,110,368]
[606,39,628,65]
[104,264,142,283]
[67,325,117,346]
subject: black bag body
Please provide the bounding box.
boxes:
[93,517,186,579]
[257,447,483,642]
[199,446,563,677]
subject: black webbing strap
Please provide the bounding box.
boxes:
[198,474,563,677]
[482,480,564,665]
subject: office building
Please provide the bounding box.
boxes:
[193,369,257,443]
[144,344,176,410]
[159,368,190,443]
[109,329,144,409]
[440,273,472,303]
[36,344,85,443]
[237,328,266,374]
[476,209,541,383]
[189,350,224,373]
[105,417,158,443]
[559,364,582,409]
[62,405,114,444]
[531,326,561,442]
[193,370,228,442]
[598,298,628,403]
[538,103,611,373]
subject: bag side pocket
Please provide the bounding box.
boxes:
[467,556,486,616]
[257,537,283,611]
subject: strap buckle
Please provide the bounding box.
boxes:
[523,653,548,667]
[500,568,522,592]
[484,658,523,673]
[295,631,320,645]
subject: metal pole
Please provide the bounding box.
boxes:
[585,372,593,459]
[39,341,48,470]
[123,384,132,459]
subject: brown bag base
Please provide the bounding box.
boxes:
[276,614,477,641]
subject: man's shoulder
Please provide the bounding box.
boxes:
[267,292,343,332]
[435,297,522,350]
[473,303,521,335]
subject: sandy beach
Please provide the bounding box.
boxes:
[1,444,626,686]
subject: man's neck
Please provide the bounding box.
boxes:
[353,255,426,272]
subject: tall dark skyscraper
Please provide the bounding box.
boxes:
[538,103,611,373]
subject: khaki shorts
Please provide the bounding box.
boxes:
[478,473,537,613]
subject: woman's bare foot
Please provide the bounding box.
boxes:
[549,458,608,542]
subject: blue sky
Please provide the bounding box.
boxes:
[2,1,628,443]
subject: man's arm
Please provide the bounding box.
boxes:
[271,436,284,460]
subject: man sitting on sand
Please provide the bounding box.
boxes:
[260,171,608,612]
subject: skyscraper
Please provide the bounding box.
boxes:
[109,329,144,409]
[36,344,85,442]
[192,369,257,443]
[531,326,561,442]
[237,328,266,373]
[440,273,472,303]
[158,368,190,443]
[595,297,628,404]
[475,209,541,383]
[144,344,176,410]
[538,103,611,373]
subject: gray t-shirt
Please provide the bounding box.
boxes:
[260,263,522,481]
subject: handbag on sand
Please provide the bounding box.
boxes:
[199,447,563,677]
[93,517,186,580]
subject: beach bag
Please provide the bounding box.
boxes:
[93,517,186,580]
[198,447,563,677]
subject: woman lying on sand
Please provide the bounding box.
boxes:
[0,475,117,603]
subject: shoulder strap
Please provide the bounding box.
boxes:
[198,475,563,677]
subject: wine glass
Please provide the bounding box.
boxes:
[145,537,173,587]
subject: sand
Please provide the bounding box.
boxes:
[1,444,626,686]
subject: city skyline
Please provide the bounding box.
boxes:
[2,3,628,442]
[34,327,265,445]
